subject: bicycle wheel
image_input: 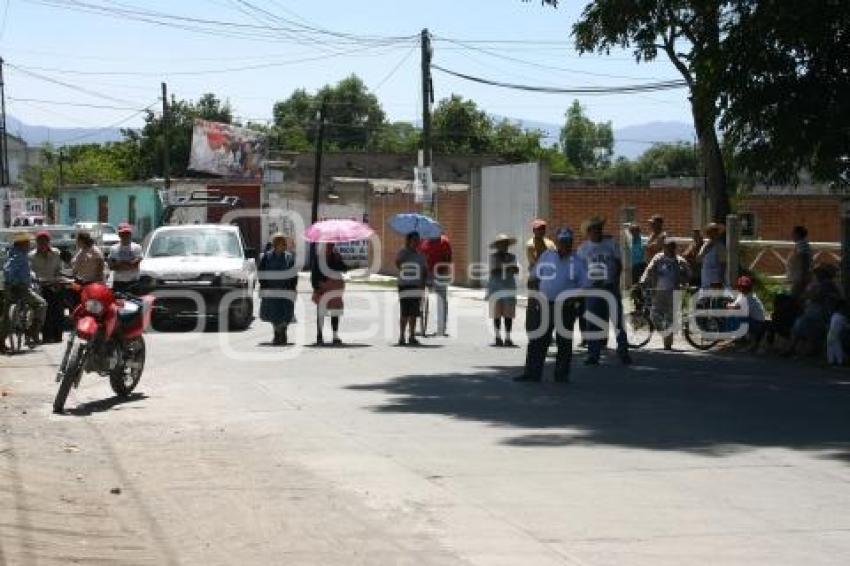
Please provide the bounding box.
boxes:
[626,310,653,348]
[684,314,722,350]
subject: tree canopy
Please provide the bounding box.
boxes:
[560,100,613,172]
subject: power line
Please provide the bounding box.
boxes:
[59,99,157,144]
[432,64,688,95]
[6,61,142,105]
[372,45,417,92]
[8,97,146,110]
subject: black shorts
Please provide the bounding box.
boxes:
[398,292,422,318]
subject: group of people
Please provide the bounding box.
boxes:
[0,224,143,352]
[256,230,454,347]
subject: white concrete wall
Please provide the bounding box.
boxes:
[480,163,545,284]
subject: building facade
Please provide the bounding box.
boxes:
[58,184,163,239]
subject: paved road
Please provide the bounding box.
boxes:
[1,282,849,565]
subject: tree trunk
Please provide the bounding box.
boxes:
[691,99,730,223]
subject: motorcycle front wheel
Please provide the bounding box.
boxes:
[110,337,145,397]
[54,342,85,414]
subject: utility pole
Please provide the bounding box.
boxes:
[0,57,9,187]
[58,147,65,190]
[420,29,435,213]
[310,98,328,226]
[161,82,171,189]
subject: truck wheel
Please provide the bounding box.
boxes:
[227,298,253,331]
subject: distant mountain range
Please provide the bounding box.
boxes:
[7,114,125,146]
[497,117,696,160]
[7,113,695,160]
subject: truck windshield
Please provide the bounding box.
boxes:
[148,230,242,258]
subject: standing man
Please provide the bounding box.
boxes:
[696,223,727,289]
[420,233,452,336]
[71,231,105,284]
[396,232,428,346]
[29,230,64,343]
[645,214,667,261]
[1,233,47,349]
[578,216,632,365]
[516,228,585,383]
[526,219,555,290]
[626,223,646,285]
[640,240,690,350]
[108,223,143,293]
[788,225,812,302]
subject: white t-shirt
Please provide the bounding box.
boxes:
[577,238,620,286]
[651,254,681,291]
[109,242,143,283]
[731,293,766,322]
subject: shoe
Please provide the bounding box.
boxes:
[619,352,633,365]
[316,335,324,346]
[494,337,504,347]
[332,337,343,345]
[513,374,541,382]
[272,331,282,345]
[505,338,514,347]
[408,337,421,346]
[584,357,600,366]
[397,338,407,346]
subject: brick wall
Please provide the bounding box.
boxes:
[367,190,471,284]
[738,195,842,241]
[549,183,696,243]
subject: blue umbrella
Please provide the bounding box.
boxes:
[389,213,443,239]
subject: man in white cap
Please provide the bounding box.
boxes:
[108,223,143,293]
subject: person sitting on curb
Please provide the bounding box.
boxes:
[727,275,767,352]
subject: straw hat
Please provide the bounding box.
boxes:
[648,214,664,224]
[490,233,517,248]
[581,215,606,232]
[270,232,287,243]
[12,232,31,244]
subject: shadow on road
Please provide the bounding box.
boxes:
[67,393,149,416]
[348,351,850,462]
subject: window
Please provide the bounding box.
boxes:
[68,197,77,219]
[128,195,137,225]
[740,212,756,238]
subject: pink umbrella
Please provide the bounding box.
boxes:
[304,219,375,243]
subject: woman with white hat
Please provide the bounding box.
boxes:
[487,234,519,346]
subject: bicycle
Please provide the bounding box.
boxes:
[682,287,734,351]
[2,289,36,354]
[625,285,676,349]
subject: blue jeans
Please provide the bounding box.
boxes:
[584,287,628,360]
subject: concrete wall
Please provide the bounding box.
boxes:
[58,185,162,239]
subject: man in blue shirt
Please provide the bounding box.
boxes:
[516,227,585,383]
[2,233,47,348]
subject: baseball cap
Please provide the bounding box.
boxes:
[35,230,51,240]
[555,227,574,242]
[117,223,133,234]
[531,219,547,230]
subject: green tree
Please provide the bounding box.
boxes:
[636,142,701,179]
[272,76,386,151]
[537,0,731,220]
[124,92,234,178]
[491,120,546,162]
[375,121,421,153]
[432,95,493,154]
[720,1,850,185]
[560,100,613,172]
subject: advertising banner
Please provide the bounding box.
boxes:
[189,119,267,179]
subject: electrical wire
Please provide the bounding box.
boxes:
[371,45,417,93]
[58,99,157,144]
[432,64,688,95]
[6,62,144,105]
[8,96,146,110]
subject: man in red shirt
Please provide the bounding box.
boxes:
[419,234,453,336]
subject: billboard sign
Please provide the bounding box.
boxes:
[189,119,267,179]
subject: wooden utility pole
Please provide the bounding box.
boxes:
[161,82,171,189]
[310,99,328,226]
[420,29,435,213]
[0,57,9,187]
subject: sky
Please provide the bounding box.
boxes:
[0,0,693,137]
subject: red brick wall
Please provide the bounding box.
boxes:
[738,195,841,241]
[549,184,695,243]
[367,190,471,284]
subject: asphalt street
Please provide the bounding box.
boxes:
[1,282,849,565]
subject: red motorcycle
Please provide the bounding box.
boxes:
[54,283,155,414]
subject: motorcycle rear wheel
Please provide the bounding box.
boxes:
[54,343,85,414]
[110,337,145,397]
